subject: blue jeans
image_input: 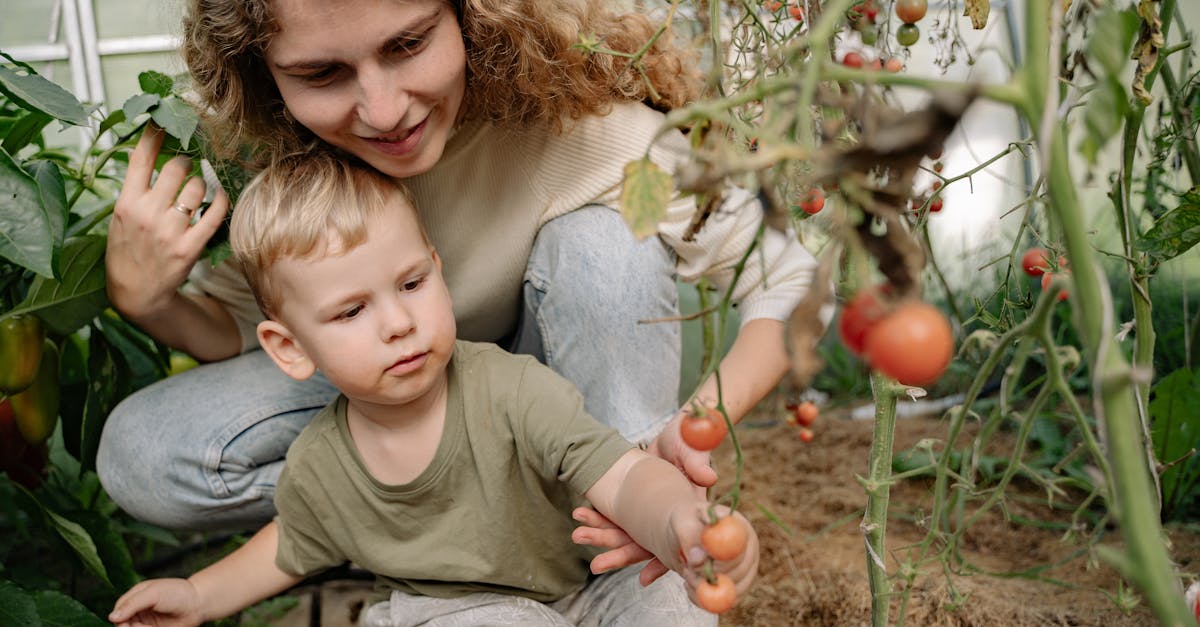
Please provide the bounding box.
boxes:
[97,206,682,530]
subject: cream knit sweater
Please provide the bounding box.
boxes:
[187,101,820,352]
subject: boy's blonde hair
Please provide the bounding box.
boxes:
[230,151,423,318]
[182,0,702,166]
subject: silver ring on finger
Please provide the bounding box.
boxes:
[170,202,196,219]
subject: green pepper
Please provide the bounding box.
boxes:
[10,339,59,445]
[0,314,45,394]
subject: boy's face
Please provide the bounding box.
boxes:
[261,198,456,411]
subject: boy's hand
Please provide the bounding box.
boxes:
[109,578,204,627]
[571,506,672,585]
[647,410,720,494]
[672,505,759,604]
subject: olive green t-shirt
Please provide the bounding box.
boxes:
[273,341,634,602]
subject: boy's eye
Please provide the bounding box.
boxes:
[401,278,425,292]
[337,304,364,320]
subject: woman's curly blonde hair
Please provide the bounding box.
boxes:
[182,0,702,165]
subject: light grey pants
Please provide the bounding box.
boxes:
[97,205,683,530]
[359,567,715,627]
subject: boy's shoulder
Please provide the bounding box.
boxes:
[284,396,344,463]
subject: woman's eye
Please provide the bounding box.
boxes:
[298,67,340,85]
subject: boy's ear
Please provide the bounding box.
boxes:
[257,320,317,380]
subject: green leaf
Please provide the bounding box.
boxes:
[150,97,198,151]
[80,330,131,473]
[620,157,672,240]
[1149,367,1200,518]
[32,589,110,626]
[1077,78,1129,165]
[0,64,89,126]
[1087,8,1138,78]
[5,235,109,336]
[8,481,111,586]
[73,511,139,591]
[2,110,52,154]
[97,108,127,137]
[121,92,159,122]
[138,70,174,97]
[0,146,55,277]
[0,581,40,626]
[28,160,68,261]
[1136,188,1200,262]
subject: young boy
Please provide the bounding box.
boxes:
[108,152,757,626]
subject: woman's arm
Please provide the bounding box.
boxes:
[109,522,303,626]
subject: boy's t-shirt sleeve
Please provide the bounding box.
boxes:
[273,433,346,577]
[507,355,634,494]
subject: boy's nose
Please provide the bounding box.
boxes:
[380,301,416,340]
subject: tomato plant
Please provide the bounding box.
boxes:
[895,22,920,46]
[680,406,728,451]
[863,301,954,386]
[695,573,737,614]
[1021,247,1051,277]
[1041,271,1069,302]
[701,515,749,561]
[795,401,818,427]
[0,314,45,394]
[799,188,826,214]
[894,0,928,24]
[838,286,889,356]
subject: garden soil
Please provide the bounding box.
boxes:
[259,394,1200,626]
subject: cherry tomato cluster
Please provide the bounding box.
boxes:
[894,0,927,46]
[1021,247,1070,302]
[839,288,955,386]
[696,515,750,613]
[784,400,819,443]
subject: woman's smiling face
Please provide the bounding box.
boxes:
[266,0,467,178]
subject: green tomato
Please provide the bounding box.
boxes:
[896,23,921,47]
[0,315,45,394]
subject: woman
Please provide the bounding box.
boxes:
[98,0,820,552]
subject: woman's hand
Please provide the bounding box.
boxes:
[109,578,205,627]
[647,409,720,492]
[106,125,229,323]
[106,125,242,360]
[571,506,671,585]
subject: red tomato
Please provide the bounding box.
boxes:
[895,0,928,23]
[838,285,890,355]
[680,407,728,451]
[929,197,943,213]
[798,427,815,443]
[701,516,749,561]
[842,51,865,68]
[795,401,818,427]
[799,188,825,214]
[1041,271,1069,301]
[789,4,804,20]
[884,57,904,72]
[1021,247,1051,277]
[863,301,954,386]
[764,0,783,11]
[696,573,738,614]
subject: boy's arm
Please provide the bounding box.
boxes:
[582,449,758,595]
[110,522,303,626]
